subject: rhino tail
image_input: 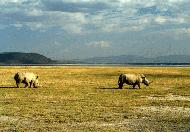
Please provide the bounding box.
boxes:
[149,81,153,84]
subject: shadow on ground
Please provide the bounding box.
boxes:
[0,86,17,88]
[97,87,140,90]
[98,87,119,89]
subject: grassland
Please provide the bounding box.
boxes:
[0,66,190,131]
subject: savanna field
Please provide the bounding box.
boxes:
[0,66,190,131]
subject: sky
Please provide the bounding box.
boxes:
[0,0,190,60]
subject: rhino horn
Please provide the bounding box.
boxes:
[149,81,153,84]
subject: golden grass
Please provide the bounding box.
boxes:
[0,66,190,131]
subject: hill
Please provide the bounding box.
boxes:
[1,53,190,65]
[0,52,55,64]
[81,55,190,64]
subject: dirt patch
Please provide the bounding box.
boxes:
[68,115,190,131]
[147,94,190,101]
[69,120,131,131]
[0,115,18,122]
[136,106,190,116]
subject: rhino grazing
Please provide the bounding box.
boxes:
[118,73,152,89]
[14,72,39,88]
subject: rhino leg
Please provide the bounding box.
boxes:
[22,77,28,88]
[16,82,20,88]
[15,80,21,88]
[24,83,28,88]
[23,81,29,88]
[137,83,141,89]
[29,81,33,88]
[133,84,136,89]
[118,83,123,89]
[33,83,37,88]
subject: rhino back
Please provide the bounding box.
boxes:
[125,74,142,84]
[23,72,37,81]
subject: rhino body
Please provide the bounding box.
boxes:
[118,73,150,89]
[14,72,39,88]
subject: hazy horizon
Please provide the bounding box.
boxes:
[0,0,190,60]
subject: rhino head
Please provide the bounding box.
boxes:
[140,74,152,86]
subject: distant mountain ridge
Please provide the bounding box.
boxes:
[0,52,55,64]
[0,52,190,65]
[81,55,190,64]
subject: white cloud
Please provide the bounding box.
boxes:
[64,24,83,34]
[172,17,186,23]
[169,28,190,34]
[155,16,186,24]
[167,0,185,3]
[0,0,23,4]
[25,22,44,31]
[27,9,43,16]
[155,16,167,24]
[55,12,87,33]
[87,40,111,48]
[0,0,189,34]
[155,27,190,39]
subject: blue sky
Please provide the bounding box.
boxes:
[0,0,190,59]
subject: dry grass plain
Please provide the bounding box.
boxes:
[0,66,190,131]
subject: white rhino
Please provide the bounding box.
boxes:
[14,72,39,88]
[118,73,152,89]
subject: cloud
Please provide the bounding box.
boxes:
[87,40,112,48]
[155,16,167,24]
[41,0,111,13]
[27,9,43,16]
[160,28,190,36]
[0,0,23,4]
[138,6,160,15]
[0,0,190,34]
